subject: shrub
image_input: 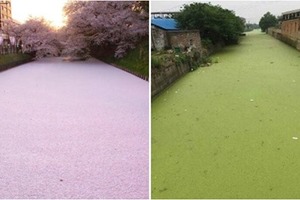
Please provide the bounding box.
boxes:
[152,56,162,69]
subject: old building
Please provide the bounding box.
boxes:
[281,9,300,39]
[0,0,13,51]
[151,17,201,51]
[0,0,12,29]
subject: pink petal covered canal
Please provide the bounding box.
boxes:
[0,58,149,199]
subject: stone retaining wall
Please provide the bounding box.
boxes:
[268,27,300,50]
[151,62,190,99]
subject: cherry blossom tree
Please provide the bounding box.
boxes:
[3,1,148,60]
[62,1,148,58]
[4,18,62,58]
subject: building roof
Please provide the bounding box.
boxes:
[282,8,300,15]
[151,18,179,31]
[151,12,180,15]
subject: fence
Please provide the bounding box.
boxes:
[0,44,20,54]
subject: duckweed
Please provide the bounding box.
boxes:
[152,30,300,198]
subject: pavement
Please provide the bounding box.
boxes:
[0,57,149,199]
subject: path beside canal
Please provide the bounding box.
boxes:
[0,58,148,199]
[152,30,300,198]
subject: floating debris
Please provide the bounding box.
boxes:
[184,109,187,112]
[292,137,298,140]
[250,99,254,102]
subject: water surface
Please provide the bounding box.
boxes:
[0,58,149,199]
[152,30,300,198]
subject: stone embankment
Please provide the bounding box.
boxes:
[268,27,300,50]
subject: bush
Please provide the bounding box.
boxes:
[174,53,189,66]
[200,56,212,66]
[152,56,162,69]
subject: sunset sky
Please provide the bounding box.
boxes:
[11,0,69,27]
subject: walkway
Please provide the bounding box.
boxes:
[152,30,300,198]
[0,58,148,199]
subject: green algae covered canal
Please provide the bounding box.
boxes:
[152,30,300,198]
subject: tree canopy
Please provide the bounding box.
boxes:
[5,18,62,58]
[62,1,148,58]
[4,1,148,59]
[259,12,278,32]
[174,2,245,45]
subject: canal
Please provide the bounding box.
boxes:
[152,30,300,198]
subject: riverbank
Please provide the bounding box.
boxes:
[152,30,300,198]
[94,40,149,81]
[0,53,33,72]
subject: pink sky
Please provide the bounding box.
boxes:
[12,0,68,27]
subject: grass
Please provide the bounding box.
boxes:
[152,30,300,198]
[102,40,149,79]
[0,53,32,70]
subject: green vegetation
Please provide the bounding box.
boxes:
[152,30,300,198]
[174,2,245,45]
[151,55,162,69]
[244,23,260,32]
[0,53,32,71]
[259,12,278,32]
[151,49,206,72]
[101,40,149,79]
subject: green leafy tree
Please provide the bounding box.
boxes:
[244,23,260,32]
[259,12,278,32]
[174,2,245,45]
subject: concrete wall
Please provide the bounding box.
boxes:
[268,27,300,51]
[151,26,168,51]
[152,62,190,98]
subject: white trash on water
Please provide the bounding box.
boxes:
[292,137,298,140]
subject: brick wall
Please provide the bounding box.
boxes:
[281,19,300,39]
